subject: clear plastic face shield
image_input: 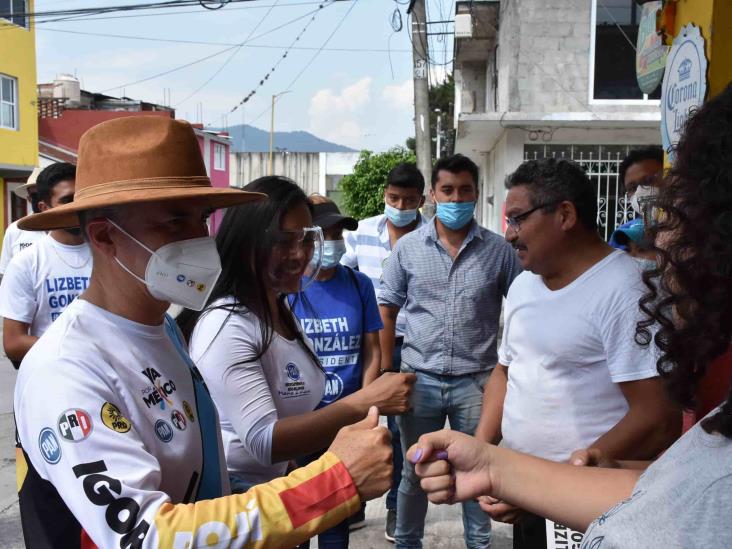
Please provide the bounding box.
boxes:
[634,187,661,228]
[266,226,324,294]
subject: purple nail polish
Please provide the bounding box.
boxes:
[435,450,449,460]
[410,448,423,463]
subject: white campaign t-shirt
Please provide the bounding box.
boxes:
[499,250,658,462]
[0,234,92,336]
[189,297,325,485]
[14,299,231,548]
[0,221,45,275]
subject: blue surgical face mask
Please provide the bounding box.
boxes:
[435,201,476,230]
[311,239,347,269]
[384,203,418,227]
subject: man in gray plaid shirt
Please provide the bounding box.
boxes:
[379,154,522,549]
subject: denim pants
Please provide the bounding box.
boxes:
[387,339,405,511]
[395,364,492,549]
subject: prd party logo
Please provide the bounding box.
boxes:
[57,409,93,442]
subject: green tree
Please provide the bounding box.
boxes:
[340,147,416,220]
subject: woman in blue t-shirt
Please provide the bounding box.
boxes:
[290,195,384,548]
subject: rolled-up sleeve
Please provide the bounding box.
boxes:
[378,244,407,308]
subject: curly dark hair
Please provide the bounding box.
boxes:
[506,158,597,231]
[636,85,732,438]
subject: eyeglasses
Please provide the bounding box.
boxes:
[268,227,323,252]
[505,202,556,233]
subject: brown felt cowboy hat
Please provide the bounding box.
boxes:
[18,116,264,231]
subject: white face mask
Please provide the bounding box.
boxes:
[108,219,222,311]
[630,185,657,215]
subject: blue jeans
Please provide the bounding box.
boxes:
[387,339,405,511]
[395,364,492,549]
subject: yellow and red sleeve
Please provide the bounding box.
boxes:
[153,451,361,548]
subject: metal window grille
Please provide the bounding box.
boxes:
[523,144,644,241]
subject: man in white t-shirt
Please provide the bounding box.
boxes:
[0,168,45,280]
[474,158,680,548]
[0,162,92,365]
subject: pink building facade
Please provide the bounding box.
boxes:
[193,124,231,234]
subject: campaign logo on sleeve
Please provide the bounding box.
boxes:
[171,409,187,431]
[100,402,131,434]
[57,409,93,442]
[38,428,62,464]
[182,401,195,423]
[154,419,174,443]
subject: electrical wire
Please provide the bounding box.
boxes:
[244,0,358,125]
[174,0,281,106]
[0,0,351,28]
[38,27,410,51]
[98,6,325,93]
[229,0,334,113]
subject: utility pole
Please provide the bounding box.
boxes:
[268,95,276,176]
[268,90,291,176]
[410,0,433,208]
[435,109,443,160]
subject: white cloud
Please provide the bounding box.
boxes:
[308,77,372,147]
[309,77,372,115]
[381,79,413,110]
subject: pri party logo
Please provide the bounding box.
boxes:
[57,409,93,442]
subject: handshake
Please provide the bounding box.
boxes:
[325,372,416,502]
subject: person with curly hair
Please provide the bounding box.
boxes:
[408,82,732,548]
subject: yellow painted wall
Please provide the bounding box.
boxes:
[0,0,38,170]
[673,0,732,98]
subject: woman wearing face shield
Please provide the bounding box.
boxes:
[287,195,384,548]
[177,176,415,494]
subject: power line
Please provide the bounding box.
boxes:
[229,0,334,113]
[245,0,359,125]
[99,6,324,93]
[37,27,411,52]
[174,0,282,106]
[0,0,350,28]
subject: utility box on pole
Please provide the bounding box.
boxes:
[410,0,433,212]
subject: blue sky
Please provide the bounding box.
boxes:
[34,0,454,151]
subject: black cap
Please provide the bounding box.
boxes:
[312,201,358,231]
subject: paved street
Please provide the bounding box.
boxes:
[0,323,511,547]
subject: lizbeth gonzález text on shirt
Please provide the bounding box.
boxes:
[290,265,383,408]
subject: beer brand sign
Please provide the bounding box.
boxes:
[661,24,707,160]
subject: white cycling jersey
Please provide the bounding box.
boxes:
[15,298,361,549]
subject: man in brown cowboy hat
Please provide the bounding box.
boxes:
[13,116,392,548]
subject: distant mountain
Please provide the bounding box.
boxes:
[218,124,356,153]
